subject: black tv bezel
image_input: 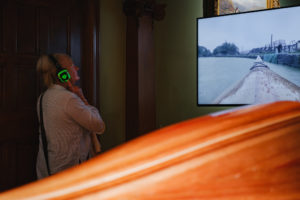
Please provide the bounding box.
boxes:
[196,5,300,107]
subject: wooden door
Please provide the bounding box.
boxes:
[0,0,99,191]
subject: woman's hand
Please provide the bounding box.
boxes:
[67,82,89,105]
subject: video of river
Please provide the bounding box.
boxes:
[198,57,300,104]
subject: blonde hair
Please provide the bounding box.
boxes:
[36,54,71,88]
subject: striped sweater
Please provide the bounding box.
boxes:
[36,84,105,179]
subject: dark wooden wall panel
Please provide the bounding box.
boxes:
[0,142,17,191]
[16,4,37,54]
[0,0,8,53]
[16,140,37,186]
[38,7,50,54]
[0,65,3,108]
[16,66,37,109]
[50,15,69,54]
[5,63,17,110]
[0,6,3,52]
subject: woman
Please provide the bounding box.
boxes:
[36,53,105,179]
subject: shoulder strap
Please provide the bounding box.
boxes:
[39,93,51,176]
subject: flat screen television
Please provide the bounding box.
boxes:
[197,5,300,106]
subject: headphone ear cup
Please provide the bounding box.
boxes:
[57,69,71,83]
[48,54,71,83]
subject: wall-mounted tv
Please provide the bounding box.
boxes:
[197,6,300,106]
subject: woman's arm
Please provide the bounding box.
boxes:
[64,90,105,133]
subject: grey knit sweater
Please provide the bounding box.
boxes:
[36,84,105,179]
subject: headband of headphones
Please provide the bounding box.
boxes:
[48,54,71,83]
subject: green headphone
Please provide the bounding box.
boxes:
[48,54,71,83]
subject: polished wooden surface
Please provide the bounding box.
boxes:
[1,101,300,199]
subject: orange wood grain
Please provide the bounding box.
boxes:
[1,101,300,199]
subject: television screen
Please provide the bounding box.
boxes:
[197,6,300,105]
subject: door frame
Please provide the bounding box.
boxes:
[81,0,100,108]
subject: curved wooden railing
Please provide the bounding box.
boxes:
[1,101,300,199]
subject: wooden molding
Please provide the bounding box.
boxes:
[81,0,100,108]
[123,0,166,21]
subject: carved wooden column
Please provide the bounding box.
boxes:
[123,0,166,141]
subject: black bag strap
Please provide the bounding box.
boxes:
[39,93,51,175]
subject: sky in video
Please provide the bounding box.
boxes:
[198,6,300,52]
